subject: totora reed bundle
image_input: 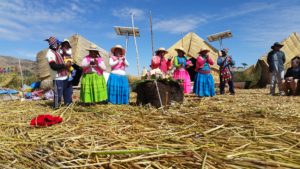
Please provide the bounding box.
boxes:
[0,89,299,168]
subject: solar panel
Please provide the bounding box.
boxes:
[207,30,232,42]
[114,26,140,37]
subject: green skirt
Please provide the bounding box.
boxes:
[80,73,108,103]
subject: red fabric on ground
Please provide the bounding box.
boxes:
[30,114,63,127]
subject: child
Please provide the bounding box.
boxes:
[283,56,300,96]
[64,56,76,81]
[60,39,76,82]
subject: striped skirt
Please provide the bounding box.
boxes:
[173,68,191,94]
[193,73,215,97]
[107,73,130,104]
[80,73,107,103]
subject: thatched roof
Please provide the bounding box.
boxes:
[164,32,221,82]
[68,34,109,69]
[234,32,300,87]
[165,32,219,69]
[259,32,300,69]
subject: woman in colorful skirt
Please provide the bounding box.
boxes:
[107,45,130,104]
[194,49,215,97]
[80,45,108,103]
[173,47,192,94]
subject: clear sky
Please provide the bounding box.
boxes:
[0,0,299,75]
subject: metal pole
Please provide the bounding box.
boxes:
[150,11,154,56]
[131,14,141,77]
[219,38,223,50]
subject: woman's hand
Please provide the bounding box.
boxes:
[90,58,95,65]
[118,57,124,62]
[94,58,99,65]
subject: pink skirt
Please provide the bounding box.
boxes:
[173,68,191,94]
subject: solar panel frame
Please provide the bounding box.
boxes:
[207,30,232,42]
[114,26,140,37]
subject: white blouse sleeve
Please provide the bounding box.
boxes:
[109,58,119,66]
[81,58,90,67]
[98,61,106,71]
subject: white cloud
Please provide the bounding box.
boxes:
[153,16,206,34]
[216,2,276,20]
[237,4,300,47]
[112,7,145,20]
[0,18,26,31]
[102,32,119,40]
[0,27,26,40]
[70,3,85,13]
[0,0,88,41]
[152,2,276,35]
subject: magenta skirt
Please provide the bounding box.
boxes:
[173,68,191,94]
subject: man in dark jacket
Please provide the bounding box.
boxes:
[267,42,286,96]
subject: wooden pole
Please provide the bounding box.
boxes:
[18,59,24,87]
[149,11,164,112]
[188,33,193,56]
[181,32,184,48]
[131,14,141,77]
[150,11,154,56]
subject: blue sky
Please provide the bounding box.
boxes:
[0,0,300,75]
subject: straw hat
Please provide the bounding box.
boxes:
[61,39,71,48]
[175,47,186,54]
[198,48,210,54]
[111,44,126,55]
[86,44,100,52]
[155,47,168,54]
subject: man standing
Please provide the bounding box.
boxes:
[45,36,73,109]
[217,48,235,95]
[267,42,286,96]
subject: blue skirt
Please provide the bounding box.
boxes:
[193,73,215,97]
[107,73,130,104]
